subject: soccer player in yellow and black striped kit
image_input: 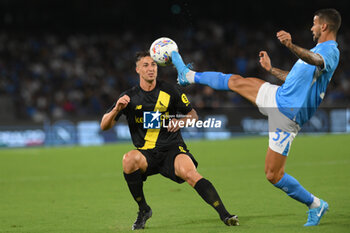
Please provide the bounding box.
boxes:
[101,51,238,230]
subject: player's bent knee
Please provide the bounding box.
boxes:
[122,153,133,172]
[228,74,254,94]
[265,171,275,183]
[122,151,143,173]
[122,152,135,164]
[228,75,244,89]
[183,170,202,187]
[265,170,283,184]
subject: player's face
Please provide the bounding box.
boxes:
[311,15,322,43]
[136,56,158,82]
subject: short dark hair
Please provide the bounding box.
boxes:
[135,51,151,64]
[315,8,341,33]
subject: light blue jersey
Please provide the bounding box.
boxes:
[276,40,339,126]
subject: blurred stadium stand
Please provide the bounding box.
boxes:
[0,0,349,147]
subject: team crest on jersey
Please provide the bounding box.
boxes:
[135,105,142,110]
[181,94,190,106]
[143,110,161,129]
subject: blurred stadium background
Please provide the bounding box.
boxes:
[0,0,349,147]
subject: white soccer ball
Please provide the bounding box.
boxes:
[149,37,178,66]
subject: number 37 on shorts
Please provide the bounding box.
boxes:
[269,128,296,156]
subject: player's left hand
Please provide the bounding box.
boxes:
[259,51,272,72]
[167,118,183,133]
[277,30,292,47]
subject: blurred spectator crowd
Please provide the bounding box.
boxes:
[1,20,349,123]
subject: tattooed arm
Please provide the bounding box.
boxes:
[269,67,289,81]
[259,51,289,81]
[276,30,324,68]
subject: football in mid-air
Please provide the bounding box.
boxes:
[149,37,178,66]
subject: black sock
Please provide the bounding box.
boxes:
[194,178,230,220]
[123,169,150,211]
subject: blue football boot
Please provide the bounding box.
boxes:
[304,199,329,226]
[171,51,191,86]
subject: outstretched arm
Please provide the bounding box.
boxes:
[100,95,130,130]
[259,51,289,81]
[277,30,324,68]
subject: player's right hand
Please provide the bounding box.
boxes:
[115,95,130,111]
[259,51,272,72]
[277,30,292,47]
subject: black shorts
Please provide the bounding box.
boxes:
[138,144,198,184]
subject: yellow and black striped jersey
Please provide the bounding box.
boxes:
[107,80,192,150]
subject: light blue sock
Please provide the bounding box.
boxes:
[194,72,232,91]
[274,173,314,206]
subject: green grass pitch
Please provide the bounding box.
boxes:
[1,134,350,233]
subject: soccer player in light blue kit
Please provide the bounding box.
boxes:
[171,8,341,226]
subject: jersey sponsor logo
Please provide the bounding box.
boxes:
[135,116,143,124]
[143,110,161,129]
